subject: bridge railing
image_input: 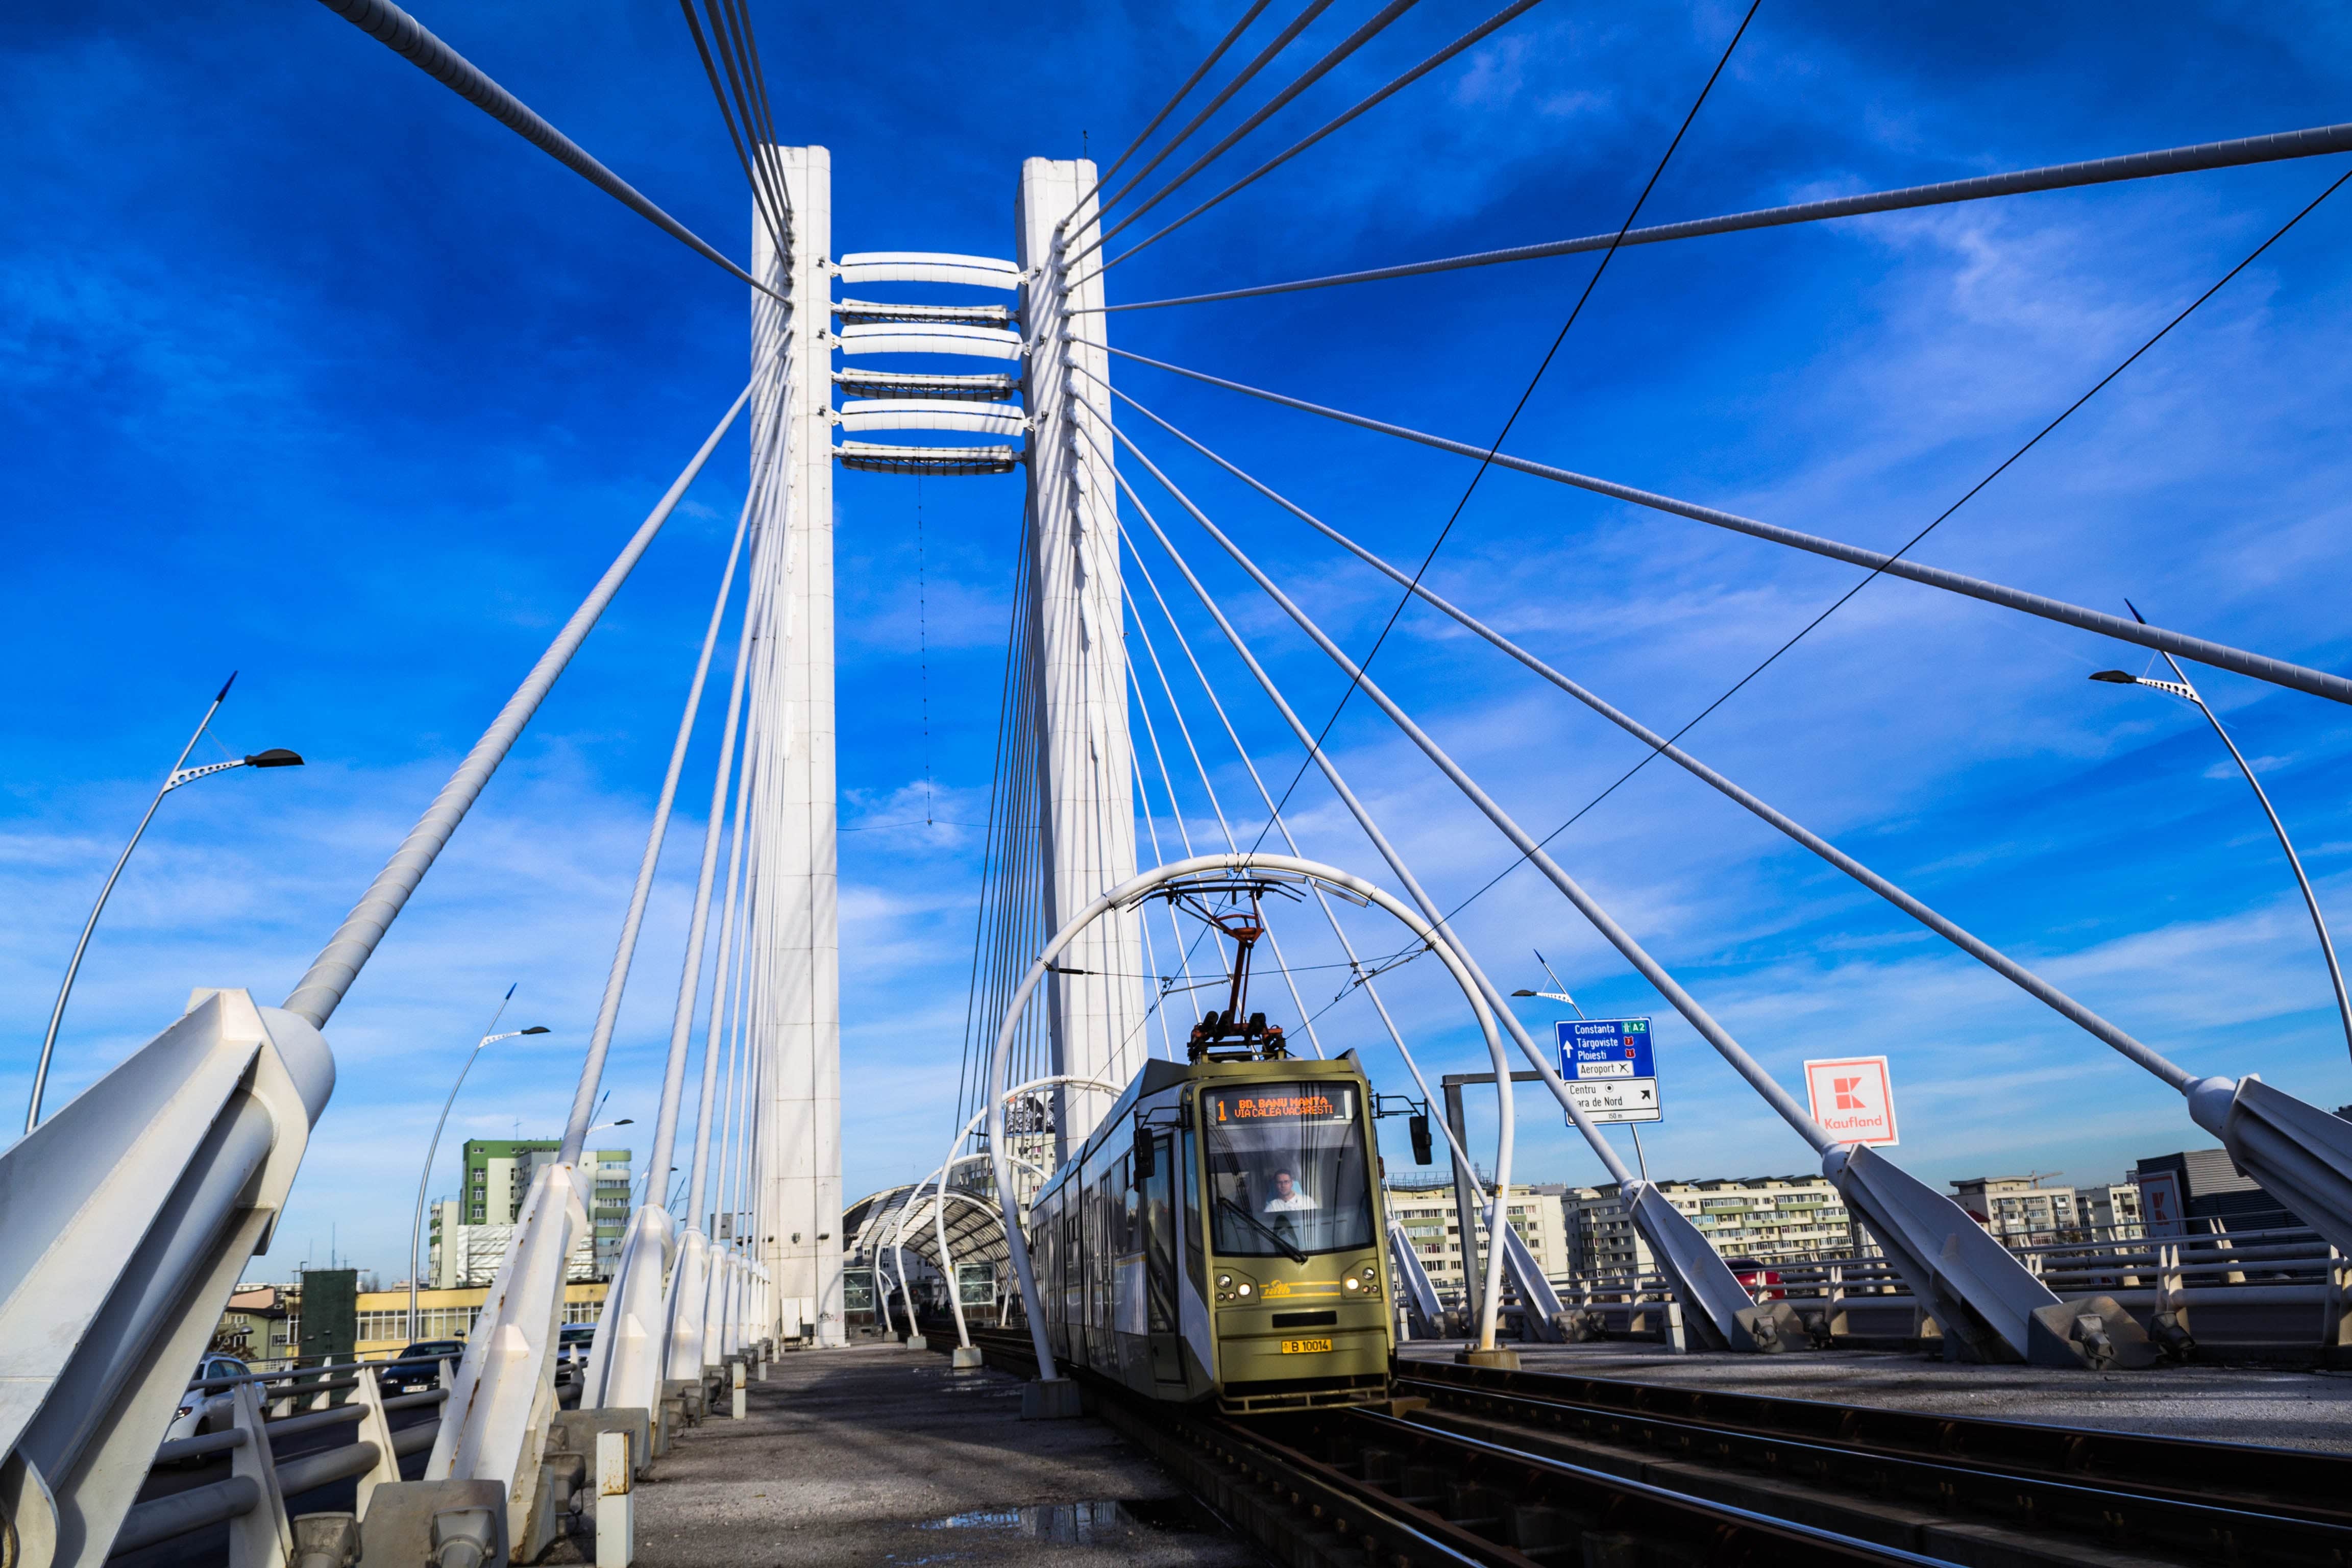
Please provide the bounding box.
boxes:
[1497,1221,2351,1358]
[112,1363,437,1567]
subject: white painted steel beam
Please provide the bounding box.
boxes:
[1016,157,1146,1158]
[836,399,1026,436]
[836,322,1022,360]
[836,442,1017,474]
[0,989,331,1568]
[836,252,1020,289]
[753,146,845,1347]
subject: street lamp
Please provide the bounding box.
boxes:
[27,673,304,1131]
[2091,604,2352,1065]
[408,990,550,1338]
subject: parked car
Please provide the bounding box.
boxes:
[554,1322,598,1384]
[380,1339,464,1394]
[164,1354,251,1449]
[1725,1256,1783,1301]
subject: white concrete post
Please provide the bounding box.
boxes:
[593,1430,632,1568]
[751,145,844,1347]
[1015,158,1147,1159]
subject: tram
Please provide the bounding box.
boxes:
[1027,1041,1395,1413]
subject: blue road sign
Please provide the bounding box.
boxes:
[1557,1017,1654,1080]
[1555,1018,1660,1124]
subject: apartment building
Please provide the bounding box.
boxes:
[1560,1175,1859,1276]
[1385,1180,1573,1298]
[1949,1175,2143,1245]
[457,1139,632,1276]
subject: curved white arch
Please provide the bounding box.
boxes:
[988,853,1515,1382]
[926,1073,1119,1349]
[837,251,1021,290]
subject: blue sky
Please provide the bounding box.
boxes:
[5,0,2350,1278]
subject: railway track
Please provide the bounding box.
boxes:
[954,1329,2352,1566]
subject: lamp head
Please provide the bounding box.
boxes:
[244,748,304,767]
[1510,988,1537,997]
[2088,671,2139,685]
[520,1026,551,1036]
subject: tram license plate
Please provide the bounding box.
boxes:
[1280,1337,1334,1355]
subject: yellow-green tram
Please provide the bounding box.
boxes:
[1028,1051,1394,1413]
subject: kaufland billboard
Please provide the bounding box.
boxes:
[1802,1056,1899,1146]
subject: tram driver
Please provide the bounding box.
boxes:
[1263,1169,1319,1213]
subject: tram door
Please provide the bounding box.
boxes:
[1142,1133,1183,1383]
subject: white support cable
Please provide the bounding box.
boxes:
[1068,0,1423,271]
[1106,348,2352,709]
[313,0,781,300]
[1095,0,1340,219]
[1118,428,1840,1146]
[285,381,753,1030]
[1126,661,1218,1015]
[1066,0,1276,222]
[1102,119,2352,313]
[1121,522,1449,1126]
[1109,383,2207,1092]
[563,365,791,1165]
[681,513,773,1224]
[1122,579,1325,1058]
[1108,456,1639,1188]
[1081,0,1547,281]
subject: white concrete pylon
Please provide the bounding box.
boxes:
[1016,157,1147,1159]
[752,144,845,1348]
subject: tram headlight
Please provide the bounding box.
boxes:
[1343,1276,1361,1291]
[1236,1282,1252,1296]
[1217,1274,1231,1288]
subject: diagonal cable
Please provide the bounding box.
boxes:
[1069,0,1277,224]
[1083,0,1548,281]
[314,0,779,300]
[1386,161,2352,937]
[1069,0,1425,271]
[1243,1,1761,852]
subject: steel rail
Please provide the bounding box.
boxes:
[311,0,780,299]
[1101,119,2352,311]
[1405,1357,2352,1528]
[1109,347,2352,709]
[1401,1373,2352,1563]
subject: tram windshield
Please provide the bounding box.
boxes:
[1202,1085,1373,1258]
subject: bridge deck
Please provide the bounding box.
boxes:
[1398,1340,2352,1452]
[633,1342,1261,1566]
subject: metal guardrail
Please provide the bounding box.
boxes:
[1455,1221,2352,1358]
[111,1363,450,1562]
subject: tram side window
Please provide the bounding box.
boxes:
[1203,1085,1374,1257]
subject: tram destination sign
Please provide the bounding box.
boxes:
[1211,1087,1352,1123]
[1555,1017,1661,1125]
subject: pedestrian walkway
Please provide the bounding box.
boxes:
[631,1343,1264,1566]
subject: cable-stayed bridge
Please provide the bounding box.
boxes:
[9,2,2352,1564]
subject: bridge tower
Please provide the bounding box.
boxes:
[752,145,844,1347]
[1016,159,1148,1159]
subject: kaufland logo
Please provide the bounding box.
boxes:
[1804,1056,1899,1145]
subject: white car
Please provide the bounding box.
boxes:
[164,1353,252,1451]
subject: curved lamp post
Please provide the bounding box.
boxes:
[2093,621,2352,1065]
[27,672,303,1131]
[408,996,551,1337]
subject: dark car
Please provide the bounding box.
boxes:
[554,1322,598,1384]
[381,1340,464,1394]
